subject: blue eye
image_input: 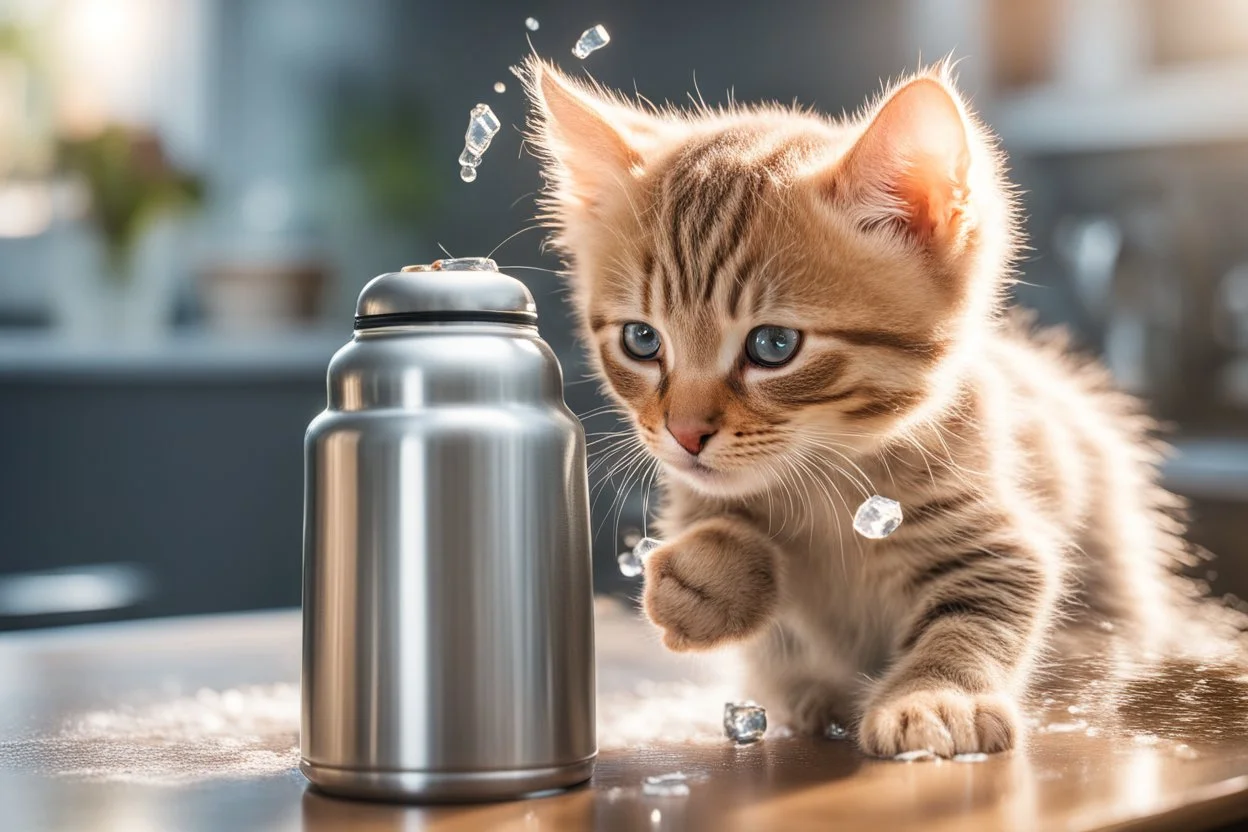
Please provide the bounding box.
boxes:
[746,325,801,367]
[622,322,662,360]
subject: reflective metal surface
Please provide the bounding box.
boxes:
[301,266,596,801]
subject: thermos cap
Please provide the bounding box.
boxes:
[354,257,538,330]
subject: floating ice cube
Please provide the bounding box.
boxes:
[464,103,501,154]
[953,752,989,763]
[618,536,661,578]
[493,81,506,94]
[642,771,690,797]
[618,550,644,578]
[723,701,767,743]
[894,749,937,762]
[853,495,903,539]
[432,257,498,272]
[525,17,540,31]
[572,24,610,59]
[459,103,501,184]
[824,722,849,741]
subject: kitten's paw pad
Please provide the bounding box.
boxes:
[859,689,1019,758]
[642,535,776,652]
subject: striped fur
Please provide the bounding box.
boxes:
[523,59,1229,757]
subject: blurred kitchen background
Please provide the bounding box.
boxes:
[0,0,1245,629]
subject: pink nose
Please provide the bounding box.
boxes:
[668,421,717,456]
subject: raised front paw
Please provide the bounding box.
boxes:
[858,688,1020,758]
[643,521,778,652]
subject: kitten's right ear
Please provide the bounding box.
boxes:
[523,58,653,212]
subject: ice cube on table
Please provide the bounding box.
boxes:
[572,24,610,59]
[525,17,540,31]
[824,722,849,741]
[642,772,690,797]
[853,495,903,539]
[723,701,767,743]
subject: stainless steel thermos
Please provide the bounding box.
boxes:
[300,258,596,802]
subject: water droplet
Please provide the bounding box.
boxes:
[1044,720,1088,733]
[493,81,506,94]
[1174,743,1199,760]
[572,24,611,59]
[643,771,690,797]
[650,808,662,825]
[953,752,989,763]
[1066,704,1084,715]
[1133,733,1160,746]
[525,16,540,31]
[460,166,477,183]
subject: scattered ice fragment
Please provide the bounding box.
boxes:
[1066,704,1084,715]
[953,752,989,763]
[824,722,849,741]
[650,809,661,825]
[618,550,644,578]
[642,771,690,797]
[723,701,767,744]
[572,24,610,59]
[1044,720,1088,733]
[894,749,937,762]
[1133,733,1160,746]
[619,536,662,578]
[459,103,501,184]
[493,81,506,94]
[1173,743,1199,760]
[432,257,498,272]
[525,16,540,31]
[853,495,903,539]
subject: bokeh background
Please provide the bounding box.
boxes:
[0,0,1245,629]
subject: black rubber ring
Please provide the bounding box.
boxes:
[354,310,538,330]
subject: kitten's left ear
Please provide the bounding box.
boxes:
[523,58,660,213]
[825,74,976,251]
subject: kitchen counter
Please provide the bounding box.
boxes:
[1,601,1247,831]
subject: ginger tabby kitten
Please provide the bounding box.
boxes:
[523,58,1209,757]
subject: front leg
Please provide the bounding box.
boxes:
[859,535,1059,757]
[644,516,780,652]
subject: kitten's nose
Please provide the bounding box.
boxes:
[667,420,717,456]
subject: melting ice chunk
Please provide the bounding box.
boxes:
[853,495,903,539]
[432,257,498,272]
[525,17,540,31]
[572,24,610,59]
[723,701,767,743]
[493,81,506,94]
[618,536,662,578]
[642,771,690,797]
[459,103,501,183]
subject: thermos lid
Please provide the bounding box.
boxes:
[354,257,538,330]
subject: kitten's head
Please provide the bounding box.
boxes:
[524,59,1016,498]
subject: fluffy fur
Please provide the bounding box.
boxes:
[523,57,1219,757]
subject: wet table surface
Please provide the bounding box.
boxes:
[1,601,1248,831]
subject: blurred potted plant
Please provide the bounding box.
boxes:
[52,125,203,342]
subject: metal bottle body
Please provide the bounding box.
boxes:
[300,321,596,802]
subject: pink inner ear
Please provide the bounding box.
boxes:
[843,78,972,245]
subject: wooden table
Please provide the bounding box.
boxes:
[1,600,1247,831]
